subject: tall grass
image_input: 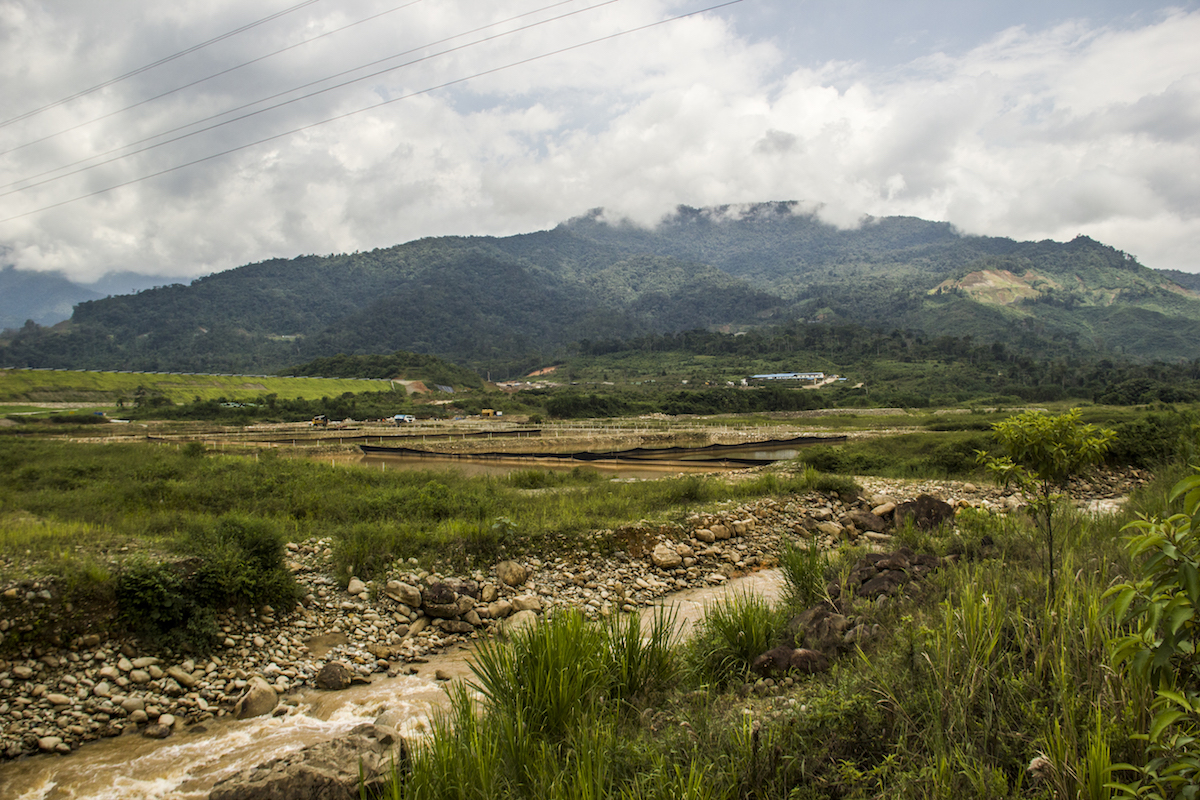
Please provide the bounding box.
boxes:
[397,608,678,799]
[778,535,829,609]
[689,591,785,685]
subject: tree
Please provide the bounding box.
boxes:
[978,408,1114,596]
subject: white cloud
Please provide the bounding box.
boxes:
[0,0,1198,281]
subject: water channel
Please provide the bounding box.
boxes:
[0,571,782,800]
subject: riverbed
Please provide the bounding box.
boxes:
[0,570,782,800]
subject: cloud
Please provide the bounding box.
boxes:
[0,1,1198,281]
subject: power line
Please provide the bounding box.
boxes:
[0,0,744,225]
[0,0,431,160]
[0,0,609,196]
[0,0,327,130]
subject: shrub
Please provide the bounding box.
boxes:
[1107,470,1200,797]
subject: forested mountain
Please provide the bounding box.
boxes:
[0,266,100,330]
[2,202,1198,375]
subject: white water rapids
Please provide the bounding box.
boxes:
[0,571,782,799]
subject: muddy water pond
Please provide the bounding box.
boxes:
[0,571,782,800]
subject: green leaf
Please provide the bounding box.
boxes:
[1183,563,1200,607]
[1151,709,1187,741]
[1107,585,1139,622]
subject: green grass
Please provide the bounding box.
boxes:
[376,462,1186,800]
[0,368,392,406]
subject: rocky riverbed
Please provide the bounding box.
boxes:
[0,467,1148,763]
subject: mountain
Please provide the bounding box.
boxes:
[2,202,1198,374]
[0,266,179,331]
[0,266,101,330]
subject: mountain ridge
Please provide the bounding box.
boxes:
[2,203,1197,374]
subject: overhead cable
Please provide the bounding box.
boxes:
[0,0,744,224]
[0,0,327,130]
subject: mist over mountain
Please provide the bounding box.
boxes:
[0,267,179,331]
[3,203,1198,375]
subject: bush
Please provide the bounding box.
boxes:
[115,514,296,649]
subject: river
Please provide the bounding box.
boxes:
[0,571,782,800]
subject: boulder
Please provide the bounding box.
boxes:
[422,582,460,618]
[346,578,367,596]
[488,599,514,619]
[511,595,543,613]
[751,646,831,677]
[651,543,683,569]
[504,610,539,635]
[496,560,528,587]
[142,723,172,739]
[385,581,422,607]
[208,723,406,800]
[314,662,353,691]
[785,605,849,652]
[167,666,198,689]
[846,510,888,533]
[233,677,279,720]
[894,494,955,530]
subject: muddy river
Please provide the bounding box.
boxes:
[0,571,782,800]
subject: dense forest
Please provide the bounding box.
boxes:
[3,204,1199,375]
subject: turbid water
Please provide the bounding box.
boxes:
[0,571,782,800]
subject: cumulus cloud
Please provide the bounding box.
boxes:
[0,0,1197,281]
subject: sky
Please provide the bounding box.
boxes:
[0,0,1197,283]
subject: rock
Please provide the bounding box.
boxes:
[488,599,514,619]
[142,723,172,739]
[422,583,460,618]
[121,696,145,714]
[846,510,887,533]
[37,736,63,752]
[752,646,797,676]
[315,662,353,691]
[346,578,367,596]
[511,595,542,613]
[693,528,716,544]
[871,502,896,516]
[815,521,843,538]
[785,606,849,652]
[894,494,955,530]
[651,543,683,569]
[789,649,831,673]
[130,669,151,684]
[385,581,422,607]
[80,634,102,648]
[46,693,72,706]
[496,561,528,587]
[12,665,33,680]
[233,676,279,720]
[167,666,198,689]
[752,646,831,677]
[208,723,406,800]
[480,583,499,603]
[504,610,539,635]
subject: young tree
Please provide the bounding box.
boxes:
[978,408,1115,596]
